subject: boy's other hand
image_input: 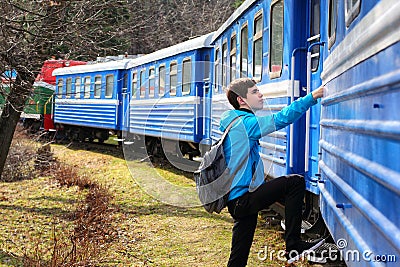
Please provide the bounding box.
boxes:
[312,86,324,100]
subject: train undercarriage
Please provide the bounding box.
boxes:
[55,124,119,143]
[122,133,202,172]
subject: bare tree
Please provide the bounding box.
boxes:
[0,0,240,178]
[129,0,238,54]
[0,0,133,178]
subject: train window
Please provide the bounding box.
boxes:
[74,77,81,98]
[182,59,191,95]
[123,73,128,89]
[230,34,237,83]
[149,68,155,98]
[57,78,63,98]
[345,0,361,27]
[214,47,221,93]
[94,76,101,98]
[105,75,114,98]
[170,62,177,96]
[66,78,72,98]
[309,0,321,72]
[80,80,84,98]
[132,72,137,98]
[310,0,320,38]
[328,0,338,49]
[84,77,91,98]
[222,41,228,89]
[204,54,211,95]
[158,66,165,96]
[253,12,263,81]
[269,0,284,79]
[240,24,248,78]
[140,70,146,98]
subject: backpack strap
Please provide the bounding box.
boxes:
[219,115,244,144]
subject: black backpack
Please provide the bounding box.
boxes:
[194,116,243,213]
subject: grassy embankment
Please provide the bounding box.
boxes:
[0,140,312,266]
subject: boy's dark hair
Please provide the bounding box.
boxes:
[226,78,257,109]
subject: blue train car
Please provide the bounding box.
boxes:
[316,0,400,265]
[210,0,310,182]
[53,59,131,142]
[210,0,400,265]
[48,0,400,264]
[125,33,214,160]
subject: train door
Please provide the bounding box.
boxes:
[120,71,130,132]
[305,0,325,194]
[203,52,212,153]
[198,50,213,155]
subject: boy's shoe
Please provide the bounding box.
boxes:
[281,219,313,234]
[285,239,325,264]
[306,242,338,263]
[307,242,341,263]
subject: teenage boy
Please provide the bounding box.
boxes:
[220,78,324,266]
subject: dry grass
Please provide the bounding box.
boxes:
[1,131,118,266]
[0,134,314,266]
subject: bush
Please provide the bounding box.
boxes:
[1,128,57,182]
[1,129,38,182]
[2,128,118,266]
[23,164,118,266]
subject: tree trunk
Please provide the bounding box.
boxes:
[0,108,22,179]
[0,77,31,179]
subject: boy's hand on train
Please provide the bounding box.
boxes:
[312,86,324,100]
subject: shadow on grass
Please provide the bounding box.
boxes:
[0,203,74,221]
[29,195,78,204]
[117,201,234,224]
[58,140,125,160]
[62,141,198,180]
[0,249,23,267]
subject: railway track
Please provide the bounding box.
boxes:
[52,138,199,179]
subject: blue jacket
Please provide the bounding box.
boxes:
[219,93,318,201]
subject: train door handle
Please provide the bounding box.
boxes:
[289,47,306,168]
[305,42,325,172]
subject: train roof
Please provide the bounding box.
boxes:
[211,0,256,43]
[38,59,86,83]
[126,32,214,69]
[52,32,214,76]
[52,58,131,76]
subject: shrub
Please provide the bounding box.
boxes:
[1,129,38,182]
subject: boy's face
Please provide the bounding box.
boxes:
[240,85,263,111]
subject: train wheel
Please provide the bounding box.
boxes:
[145,137,158,157]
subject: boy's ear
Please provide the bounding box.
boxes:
[237,96,246,105]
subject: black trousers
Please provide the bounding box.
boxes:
[226,174,305,267]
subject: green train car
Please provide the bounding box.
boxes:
[21,83,55,132]
[0,70,17,120]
